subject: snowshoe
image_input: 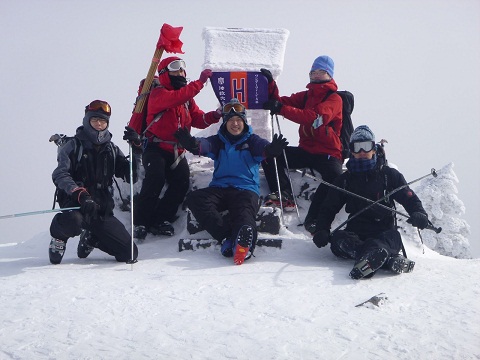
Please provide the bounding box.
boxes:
[77,229,96,259]
[49,237,66,265]
[349,248,389,280]
[387,254,415,274]
[150,221,174,236]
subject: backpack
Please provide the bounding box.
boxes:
[48,134,126,209]
[304,90,355,160]
[128,76,162,135]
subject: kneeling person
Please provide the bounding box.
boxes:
[49,100,140,264]
[311,125,429,279]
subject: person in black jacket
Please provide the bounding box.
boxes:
[311,125,429,279]
[49,100,141,265]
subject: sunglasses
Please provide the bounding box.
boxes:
[350,141,375,153]
[89,117,108,124]
[223,102,246,114]
[86,100,111,116]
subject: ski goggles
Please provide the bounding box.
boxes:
[350,141,375,153]
[222,102,246,115]
[167,59,186,72]
[85,100,111,116]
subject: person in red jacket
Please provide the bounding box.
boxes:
[133,56,221,240]
[260,55,343,226]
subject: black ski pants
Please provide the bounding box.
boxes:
[50,210,138,262]
[330,228,402,262]
[186,187,259,243]
[261,146,342,217]
[134,146,190,228]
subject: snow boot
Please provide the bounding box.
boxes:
[303,216,317,235]
[387,254,415,274]
[49,237,66,265]
[186,209,204,235]
[150,221,174,236]
[77,229,96,259]
[221,238,234,257]
[264,191,296,212]
[233,225,254,265]
[133,225,147,240]
[349,248,389,280]
[257,210,280,235]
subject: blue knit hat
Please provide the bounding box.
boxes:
[310,55,334,78]
[350,125,375,143]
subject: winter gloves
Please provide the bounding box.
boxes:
[260,68,274,84]
[313,230,330,248]
[123,126,142,147]
[174,127,200,155]
[73,188,99,221]
[199,69,213,84]
[263,100,283,115]
[407,212,429,230]
[265,134,289,157]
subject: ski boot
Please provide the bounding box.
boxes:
[49,237,67,265]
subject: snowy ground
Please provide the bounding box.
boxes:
[0,157,479,359]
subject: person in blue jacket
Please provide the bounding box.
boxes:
[174,98,288,265]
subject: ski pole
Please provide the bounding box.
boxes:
[270,115,285,226]
[274,114,301,223]
[329,169,441,234]
[126,144,138,267]
[296,169,427,220]
[0,207,80,220]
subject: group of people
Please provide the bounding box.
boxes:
[49,54,430,279]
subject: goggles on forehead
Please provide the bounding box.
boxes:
[350,141,375,154]
[85,100,111,116]
[223,102,246,115]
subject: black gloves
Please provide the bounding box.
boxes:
[263,100,283,115]
[313,230,330,248]
[407,212,429,230]
[265,134,289,157]
[260,68,273,83]
[123,126,142,147]
[174,127,199,155]
[73,189,99,220]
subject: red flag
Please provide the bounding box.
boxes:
[157,23,184,54]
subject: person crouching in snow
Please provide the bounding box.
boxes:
[49,100,140,265]
[311,125,429,279]
[174,98,288,265]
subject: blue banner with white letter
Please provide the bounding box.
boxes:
[210,71,269,109]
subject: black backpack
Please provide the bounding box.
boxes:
[304,90,355,160]
[323,90,354,160]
